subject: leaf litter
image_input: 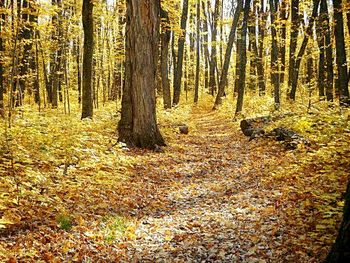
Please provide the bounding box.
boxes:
[0,101,349,262]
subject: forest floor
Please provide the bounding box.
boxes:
[0,98,349,262]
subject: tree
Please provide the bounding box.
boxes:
[288,0,299,98]
[257,0,266,95]
[173,0,189,106]
[213,0,243,109]
[49,0,62,108]
[194,0,200,103]
[118,0,165,149]
[0,0,5,115]
[14,0,37,107]
[81,0,94,119]
[160,7,172,109]
[235,0,251,115]
[279,0,288,85]
[208,0,221,95]
[269,0,280,110]
[325,180,350,262]
[316,0,333,101]
[289,0,320,101]
[333,0,349,105]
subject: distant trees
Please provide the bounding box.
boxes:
[0,0,348,145]
[118,0,165,149]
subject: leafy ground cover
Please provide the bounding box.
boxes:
[0,96,349,262]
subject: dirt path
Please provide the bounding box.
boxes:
[116,107,321,262]
[1,106,333,262]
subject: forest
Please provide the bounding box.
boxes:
[0,0,350,261]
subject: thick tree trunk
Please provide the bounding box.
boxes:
[173,0,189,106]
[325,180,350,262]
[118,0,165,149]
[270,0,280,110]
[160,8,171,109]
[333,0,349,105]
[194,0,200,103]
[235,0,251,115]
[81,0,94,119]
[213,0,242,109]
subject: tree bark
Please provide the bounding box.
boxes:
[173,0,189,106]
[257,0,266,96]
[289,0,320,101]
[316,0,333,100]
[325,180,350,262]
[194,0,200,103]
[0,0,5,115]
[235,0,251,115]
[208,0,220,95]
[81,0,94,119]
[333,0,349,105]
[202,1,210,92]
[160,7,171,109]
[213,0,242,109]
[118,0,165,149]
[288,0,299,97]
[279,0,288,85]
[270,0,280,110]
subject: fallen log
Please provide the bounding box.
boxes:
[240,117,310,149]
[268,127,310,150]
[240,117,270,140]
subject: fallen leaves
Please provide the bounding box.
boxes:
[0,99,348,262]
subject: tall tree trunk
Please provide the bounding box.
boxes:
[30,4,39,105]
[257,0,266,95]
[279,0,288,85]
[202,1,210,92]
[160,7,171,109]
[0,0,5,115]
[325,180,350,262]
[333,0,349,105]
[208,0,220,95]
[173,0,189,106]
[270,0,280,110]
[288,0,299,96]
[118,0,165,149]
[316,0,333,100]
[194,0,200,103]
[81,0,94,119]
[16,0,36,106]
[213,0,243,109]
[235,0,251,115]
[49,0,60,108]
[289,0,320,101]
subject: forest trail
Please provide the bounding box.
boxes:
[1,105,336,262]
[116,106,321,262]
